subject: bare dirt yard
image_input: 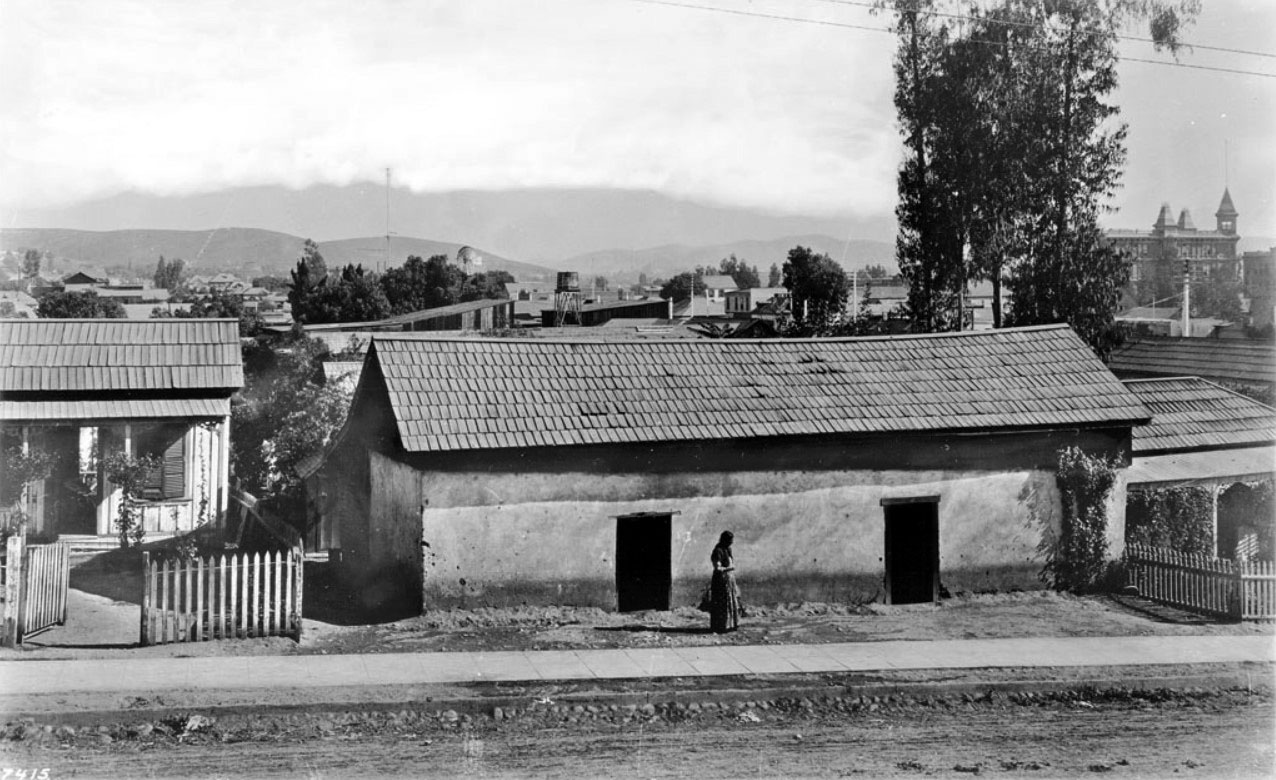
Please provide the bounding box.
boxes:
[2,553,1268,661]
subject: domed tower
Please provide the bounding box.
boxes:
[1215,189,1238,236]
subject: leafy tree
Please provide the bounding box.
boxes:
[232,337,352,521]
[37,290,126,319]
[287,239,329,324]
[1191,277,1244,323]
[592,275,609,292]
[718,254,761,289]
[301,264,392,324]
[163,290,263,336]
[380,254,461,314]
[888,0,1197,353]
[459,270,515,302]
[153,255,187,290]
[767,263,782,288]
[660,271,705,302]
[21,249,41,279]
[251,275,290,293]
[863,264,891,279]
[782,246,850,327]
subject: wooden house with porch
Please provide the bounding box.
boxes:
[0,319,242,542]
[309,324,1150,615]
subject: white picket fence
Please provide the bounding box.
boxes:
[141,547,303,645]
[1125,543,1276,621]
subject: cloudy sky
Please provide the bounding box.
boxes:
[2,0,1273,242]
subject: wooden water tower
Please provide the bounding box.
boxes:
[554,271,582,326]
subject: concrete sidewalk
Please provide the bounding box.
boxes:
[1,635,1271,697]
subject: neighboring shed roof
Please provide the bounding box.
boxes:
[0,319,243,394]
[1108,338,1275,386]
[366,324,1150,454]
[1123,378,1276,454]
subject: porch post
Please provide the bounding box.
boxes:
[1211,483,1221,559]
[219,415,231,529]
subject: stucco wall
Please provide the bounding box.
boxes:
[412,464,1069,609]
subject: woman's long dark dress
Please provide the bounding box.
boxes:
[709,545,740,633]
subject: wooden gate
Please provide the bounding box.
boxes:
[141,547,303,645]
[2,535,71,646]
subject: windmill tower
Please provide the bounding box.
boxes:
[554,271,582,326]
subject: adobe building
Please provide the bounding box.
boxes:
[309,325,1150,614]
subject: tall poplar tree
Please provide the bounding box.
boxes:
[889,0,1198,355]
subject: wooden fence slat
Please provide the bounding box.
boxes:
[183,558,192,642]
[230,554,239,639]
[250,552,259,637]
[218,555,227,640]
[275,550,283,634]
[295,547,304,641]
[285,549,294,638]
[195,557,204,642]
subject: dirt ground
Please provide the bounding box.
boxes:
[2,553,1268,661]
[4,685,1272,778]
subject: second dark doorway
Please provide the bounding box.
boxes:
[615,513,672,612]
[883,498,940,605]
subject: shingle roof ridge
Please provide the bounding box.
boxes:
[369,323,1072,347]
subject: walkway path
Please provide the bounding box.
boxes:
[1,635,1271,697]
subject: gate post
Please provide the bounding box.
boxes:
[3,533,25,647]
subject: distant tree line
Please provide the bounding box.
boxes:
[287,240,515,325]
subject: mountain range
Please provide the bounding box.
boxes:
[0,227,895,283]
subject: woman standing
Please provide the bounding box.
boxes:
[709,531,740,634]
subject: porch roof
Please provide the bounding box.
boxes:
[1126,445,1275,488]
[0,397,230,422]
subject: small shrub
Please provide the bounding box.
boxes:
[1127,486,1214,554]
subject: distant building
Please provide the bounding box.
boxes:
[700,275,738,303]
[1106,190,1241,301]
[724,287,786,317]
[1242,247,1275,329]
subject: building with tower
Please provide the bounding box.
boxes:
[1107,189,1241,304]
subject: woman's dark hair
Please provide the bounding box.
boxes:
[718,531,734,548]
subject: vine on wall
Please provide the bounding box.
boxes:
[103,452,161,549]
[1041,446,1120,593]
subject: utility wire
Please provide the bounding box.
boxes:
[626,0,1276,78]
[806,0,1276,60]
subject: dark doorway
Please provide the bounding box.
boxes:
[615,513,672,612]
[883,497,940,605]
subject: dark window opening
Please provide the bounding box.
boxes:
[615,512,672,612]
[135,423,188,501]
[883,497,940,605]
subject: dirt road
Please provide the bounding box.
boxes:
[5,687,1271,778]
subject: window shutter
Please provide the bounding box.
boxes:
[162,430,186,500]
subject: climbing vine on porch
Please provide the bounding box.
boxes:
[103,451,161,549]
[0,443,58,533]
[1041,446,1120,593]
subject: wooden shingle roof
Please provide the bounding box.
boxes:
[0,319,243,394]
[1108,338,1275,386]
[1122,377,1276,454]
[367,324,1150,453]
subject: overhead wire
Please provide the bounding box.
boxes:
[626,0,1276,78]
[805,0,1276,60]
